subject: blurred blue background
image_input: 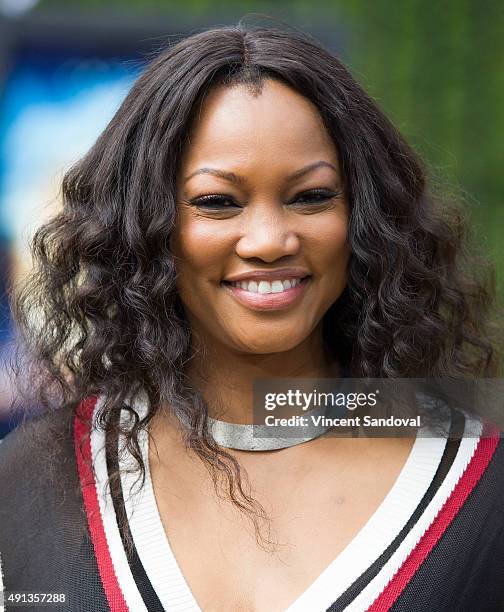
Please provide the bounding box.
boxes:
[0,0,502,436]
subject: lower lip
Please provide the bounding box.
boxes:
[220,277,311,311]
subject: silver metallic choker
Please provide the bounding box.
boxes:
[194,368,348,451]
[206,410,335,451]
[200,367,351,451]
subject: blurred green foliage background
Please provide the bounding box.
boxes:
[33,0,504,300]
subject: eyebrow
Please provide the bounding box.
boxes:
[183,161,339,185]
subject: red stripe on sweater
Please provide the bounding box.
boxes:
[367,420,501,611]
[74,397,130,612]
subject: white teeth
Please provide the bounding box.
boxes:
[228,277,306,293]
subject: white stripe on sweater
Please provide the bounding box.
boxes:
[120,396,202,611]
[344,413,482,611]
[91,395,148,612]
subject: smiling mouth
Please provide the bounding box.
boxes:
[221,275,311,294]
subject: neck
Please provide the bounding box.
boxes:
[186,323,340,424]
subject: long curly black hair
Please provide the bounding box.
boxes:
[9,23,503,551]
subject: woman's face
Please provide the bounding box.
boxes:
[172,78,350,355]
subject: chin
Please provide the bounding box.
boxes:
[234,331,307,355]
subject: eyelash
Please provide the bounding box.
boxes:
[189,188,339,209]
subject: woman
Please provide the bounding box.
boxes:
[1,23,503,612]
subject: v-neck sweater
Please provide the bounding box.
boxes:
[0,394,503,611]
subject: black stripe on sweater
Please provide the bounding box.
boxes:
[326,408,465,611]
[105,408,166,612]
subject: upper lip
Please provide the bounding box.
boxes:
[223,267,311,283]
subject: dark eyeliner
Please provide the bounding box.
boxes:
[291,188,340,204]
[189,194,239,208]
[189,188,341,210]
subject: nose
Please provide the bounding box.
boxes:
[234,204,301,262]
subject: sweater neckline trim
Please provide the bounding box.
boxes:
[110,397,453,612]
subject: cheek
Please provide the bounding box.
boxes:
[171,219,230,281]
[309,212,349,273]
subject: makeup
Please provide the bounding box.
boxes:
[221,276,311,311]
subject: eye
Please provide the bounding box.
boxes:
[188,188,341,210]
[292,189,340,205]
[189,195,240,209]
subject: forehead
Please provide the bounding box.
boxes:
[181,79,339,169]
